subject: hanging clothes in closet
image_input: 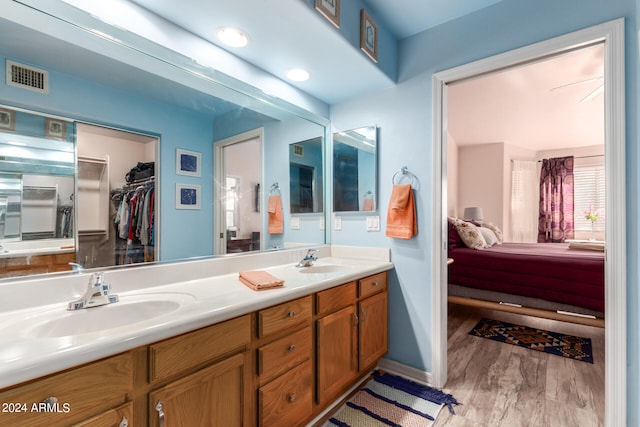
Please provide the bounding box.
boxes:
[113,179,155,265]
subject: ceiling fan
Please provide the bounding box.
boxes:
[550,76,603,103]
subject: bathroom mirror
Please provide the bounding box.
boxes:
[0,110,75,250]
[0,2,327,279]
[289,137,324,214]
[333,126,378,212]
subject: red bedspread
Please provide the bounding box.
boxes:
[448,242,605,313]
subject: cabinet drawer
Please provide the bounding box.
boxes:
[359,272,387,298]
[315,281,356,316]
[0,352,132,427]
[258,296,312,338]
[258,326,311,382]
[149,314,250,382]
[74,402,132,427]
[259,359,312,427]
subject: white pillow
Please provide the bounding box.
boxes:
[483,221,504,244]
[452,219,487,250]
[479,227,498,247]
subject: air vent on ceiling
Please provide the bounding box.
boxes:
[6,60,49,94]
[293,144,304,157]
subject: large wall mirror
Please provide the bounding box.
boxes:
[0,2,327,280]
[333,126,378,212]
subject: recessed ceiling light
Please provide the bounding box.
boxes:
[216,27,249,48]
[286,68,310,82]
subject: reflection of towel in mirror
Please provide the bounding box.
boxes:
[239,270,284,290]
[363,198,374,211]
[268,194,283,234]
[385,184,417,239]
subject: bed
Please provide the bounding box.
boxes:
[447,221,605,324]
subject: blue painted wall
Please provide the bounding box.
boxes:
[330,0,639,422]
[0,58,216,260]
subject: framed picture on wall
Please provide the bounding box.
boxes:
[176,148,201,177]
[315,0,340,28]
[0,108,16,131]
[360,9,378,63]
[45,118,66,139]
[176,183,201,210]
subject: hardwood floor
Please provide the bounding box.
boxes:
[434,303,605,427]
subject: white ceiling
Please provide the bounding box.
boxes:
[448,44,605,151]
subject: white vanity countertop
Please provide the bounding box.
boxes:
[0,246,393,389]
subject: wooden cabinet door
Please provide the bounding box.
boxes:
[149,353,245,427]
[359,291,388,370]
[316,304,358,404]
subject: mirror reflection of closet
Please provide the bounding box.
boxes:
[76,123,158,268]
[333,126,378,212]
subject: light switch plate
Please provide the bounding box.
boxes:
[290,217,300,230]
[319,217,325,230]
[366,216,380,231]
[334,216,342,230]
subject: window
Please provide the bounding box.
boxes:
[574,164,605,232]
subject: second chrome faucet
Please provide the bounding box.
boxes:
[67,272,119,311]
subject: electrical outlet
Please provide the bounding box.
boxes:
[366,216,380,231]
[319,217,325,230]
[290,217,300,230]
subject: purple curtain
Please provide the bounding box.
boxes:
[538,156,574,243]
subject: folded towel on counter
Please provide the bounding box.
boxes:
[239,270,285,290]
[385,184,417,239]
[267,194,284,234]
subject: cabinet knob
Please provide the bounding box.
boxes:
[372,282,379,286]
[288,344,296,352]
[288,394,296,403]
[288,311,295,317]
[119,417,129,427]
[41,397,58,405]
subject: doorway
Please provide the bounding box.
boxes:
[214,128,263,255]
[431,19,626,426]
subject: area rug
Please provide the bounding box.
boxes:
[323,371,458,427]
[469,318,593,363]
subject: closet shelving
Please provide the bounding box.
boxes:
[77,155,109,237]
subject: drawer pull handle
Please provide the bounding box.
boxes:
[353,312,359,327]
[41,397,58,405]
[288,311,295,317]
[361,307,367,322]
[155,401,165,427]
[288,394,296,402]
[288,344,296,352]
[119,417,129,427]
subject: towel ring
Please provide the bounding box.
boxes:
[392,166,420,189]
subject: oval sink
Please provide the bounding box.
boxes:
[25,293,195,338]
[296,264,351,274]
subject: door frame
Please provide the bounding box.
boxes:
[431,19,626,426]
[213,128,263,254]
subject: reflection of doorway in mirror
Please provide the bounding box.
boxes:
[215,129,262,255]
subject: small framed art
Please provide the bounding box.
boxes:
[176,148,201,177]
[0,108,15,131]
[315,0,340,28]
[360,9,378,63]
[176,183,201,210]
[45,118,66,139]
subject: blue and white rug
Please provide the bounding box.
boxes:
[324,371,458,427]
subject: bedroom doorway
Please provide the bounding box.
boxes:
[432,19,626,427]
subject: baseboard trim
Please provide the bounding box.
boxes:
[377,358,433,386]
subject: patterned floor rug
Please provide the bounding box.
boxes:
[323,371,458,427]
[469,318,593,363]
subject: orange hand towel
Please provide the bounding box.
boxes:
[363,198,374,211]
[239,270,285,290]
[385,184,417,239]
[268,194,283,234]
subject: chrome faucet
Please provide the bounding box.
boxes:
[296,248,319,267]
[67,272,119,310]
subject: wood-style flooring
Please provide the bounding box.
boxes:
[434,303,604,427]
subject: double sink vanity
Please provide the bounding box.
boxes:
[0,245,393,426]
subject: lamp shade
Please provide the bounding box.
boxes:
[463,207,484,221]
